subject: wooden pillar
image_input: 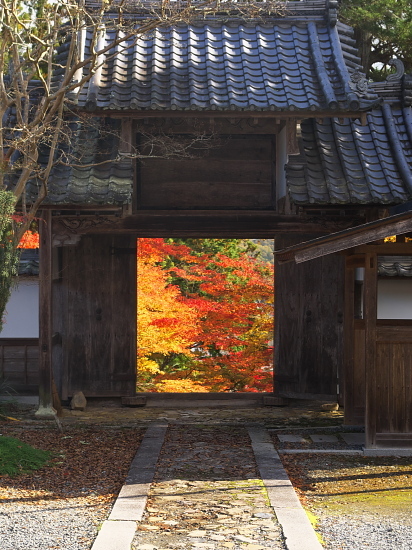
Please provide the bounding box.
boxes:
[343,256,355,418]
[36,210,55,417]
[364,252,377,447]
[343,254,366,425]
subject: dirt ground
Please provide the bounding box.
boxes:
[1,401,412,538]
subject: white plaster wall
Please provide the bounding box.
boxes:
[0,279,39,337]
[377,279,412,320]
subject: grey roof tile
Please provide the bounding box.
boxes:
[26,118,132,206]
[287,103,412,205]
[68,14,378,113]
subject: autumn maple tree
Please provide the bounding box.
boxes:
[137,238,274,393]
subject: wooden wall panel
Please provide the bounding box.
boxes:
[351,321,366,423]
[60,235,136,398]
[275,234,344,398]
[138,135,274,210]
[0,338,39,391]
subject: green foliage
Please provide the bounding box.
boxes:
[0,436,50,476]
[251,239,274,264]
[166,238,257,259]
[340,0,412,79]
[0,191,21,332]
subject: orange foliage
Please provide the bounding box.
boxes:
[18,231,39,249]
[137,238,274,393]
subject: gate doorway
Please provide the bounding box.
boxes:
[136,238,275,394]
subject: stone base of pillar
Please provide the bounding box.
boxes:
[35,405,57,419]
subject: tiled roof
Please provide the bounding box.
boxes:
[378,256,412,277]
[18,250,39,276]
[287,92,412,205]
[26,119,133,205]
[63,2,378,113]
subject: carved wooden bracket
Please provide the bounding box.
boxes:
[52,216,120,246]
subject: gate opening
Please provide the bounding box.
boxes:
[137,238,274,393]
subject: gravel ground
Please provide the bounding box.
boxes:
[0,425,144,550]
[0,500,100,550]
[320,514,412,550]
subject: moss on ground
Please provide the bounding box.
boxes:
[0,435,50,476]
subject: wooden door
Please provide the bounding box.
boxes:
[364,252,412,448]
[275,234,344,399]
[58,235,136,399]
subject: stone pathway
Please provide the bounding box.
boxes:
[132,425,286,550]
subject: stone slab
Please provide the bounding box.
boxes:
[278,449,362,455]
[363,448,412,457]
[91,520,136,550]
[309,434,338,443]
[263,396,288,407]
[341,433,365,445]
[277,434,307,444]
[248,427,323,550]
[109,423,168,521]
[121,396,147,407]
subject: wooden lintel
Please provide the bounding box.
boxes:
[86,109,370,120]
[52,211,359,239]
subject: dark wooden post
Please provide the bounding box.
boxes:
[36,209,55,417]
[343,255,355,420]
[364,252,377,447]
[343,253,367,425]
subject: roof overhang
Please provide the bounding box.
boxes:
[275,211,412,263]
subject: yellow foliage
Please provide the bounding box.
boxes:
[137,260,199,357]
[138,357,163,374]
[155,379,210,393]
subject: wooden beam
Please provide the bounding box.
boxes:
[276,212,412,264]
[286,119,299,155]
[345,254,366,268]
[354,243,412,254]
[78,109,373,120]
[36,210,55,417]
[52,211,360,240]
[296,219,412,263]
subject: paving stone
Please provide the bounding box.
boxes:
[309,434,339,443]
[234,535,258,543]
[277,434,307,443]
[341,433,365,445]
[209,534,226,541]
[132,426,285,550]
[253,513,272,519]
[188,531,207,537]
